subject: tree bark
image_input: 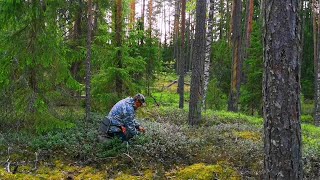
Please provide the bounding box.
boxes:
[226,0,231,44]
[244,0,254,58]
[219,0,224,40]
[146,0,153,95]
[173,0,180,72]
[313,0,320,126]
[85,0,93,121]
[178,0,186,109]
[313,0,318,71]
[263,0,303,179]
[228,0,242,112]
[188,0,206,125]
[203,0,215,108]
[129,0,135,30]
[71,1,83,83]
[115,0,123,97]
[140,0,145,45]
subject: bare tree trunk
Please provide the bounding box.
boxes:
[219,0,224,40]
[71,1,83,83]
[185,15,190,71]
[228,0,242,112]
[203,0,215,108]
[188,0,207,126]
[241,0,254,84]
[129,0,135,30]
[85,0,93,121]
[244,0,254,58]
[140,0,145,45]
[263,0,303,178]
[227,0,231,44]
[313,0,318,71]
[115,0,123,97]
[146,0,153,95]
[173,0,181,72]
[178,0,186,109]
[313,0,320,126]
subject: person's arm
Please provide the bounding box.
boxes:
[122,107,139,137]
[133,119,140,128]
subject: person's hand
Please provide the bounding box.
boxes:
[121,126,127,134]
[138,126,146,133]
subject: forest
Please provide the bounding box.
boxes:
[0,0,319,179]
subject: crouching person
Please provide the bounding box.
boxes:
[98,93,146,142]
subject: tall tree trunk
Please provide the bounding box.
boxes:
[146,0,153,95]
[129,0,135,30]
[226,0,231,44]
[315,0,320,126]
[71,2,82,83]
[241,0,254,84]
[148,0,152,35]
[219,0,224,40]
[173,0,180,72]
[178,0,186,109]
[244,0,254,58]
[140,0,145,45]
[313,0,318,70]
[188,0,206,126]
[185,15,190,71]
[263,0,303,178]
[228,0,242,112]
[85,0,93,121]
[203,0,215,108]
[313,0,320,126]
[115,0,123,97]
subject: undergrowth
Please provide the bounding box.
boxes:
[1,106,320,179]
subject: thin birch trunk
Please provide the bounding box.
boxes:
[203,0,215,108]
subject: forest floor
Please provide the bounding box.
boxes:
[0,73,320,179]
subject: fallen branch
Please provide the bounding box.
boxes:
[32,152,39,171]
[166,80,177,88]
[5,147,11,173]
[166,80,190,88]
[6,161,11,173]
[149,94,160,107]
[123,142,142,176]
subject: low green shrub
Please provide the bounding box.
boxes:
[301,115,314,124]
[204,110,263,126]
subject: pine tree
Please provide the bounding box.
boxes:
[263,0,303,178]
[189,0,207,125]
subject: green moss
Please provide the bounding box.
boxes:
[143,170,154,180]
[168,163,240,180]
[115,173,140,180]
[74,166,105,180]
[234,131,261,141]
[208,111,263,126]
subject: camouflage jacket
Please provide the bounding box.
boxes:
[106,97,140,136]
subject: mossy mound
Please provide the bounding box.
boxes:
[0,161,106,180]
[234,131,261,141]
[166,163,240,180]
